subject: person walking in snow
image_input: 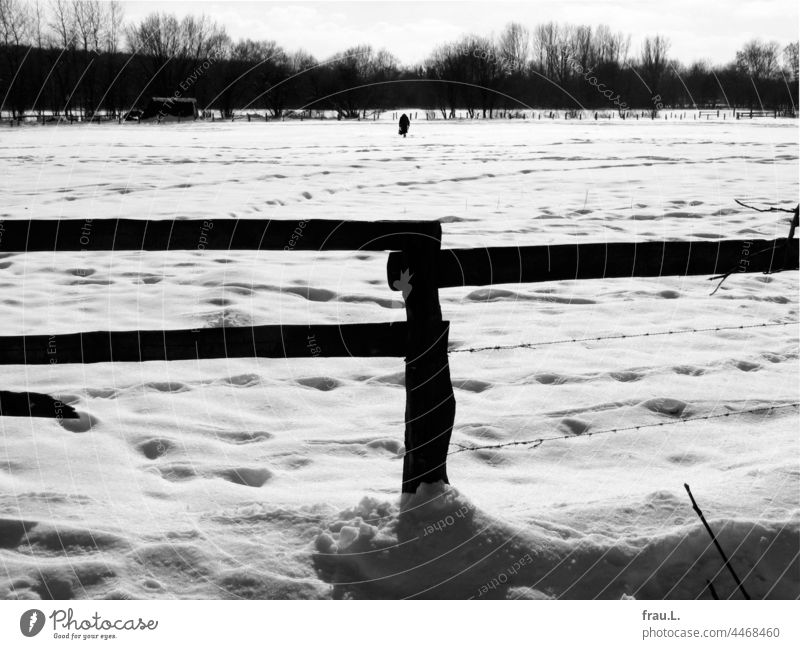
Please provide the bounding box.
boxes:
[398,113,410,137]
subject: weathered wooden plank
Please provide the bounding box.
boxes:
[387,238,798,289]
[0,322,440,364]
[0,219,442,253]
[0,391,78,418]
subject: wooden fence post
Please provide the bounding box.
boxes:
[400,228,456,493]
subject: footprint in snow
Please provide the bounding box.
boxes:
[58,411,98,433]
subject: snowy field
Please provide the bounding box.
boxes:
[0,116,797,599]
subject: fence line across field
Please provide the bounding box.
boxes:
[0,210,797,493]
[448,403,800,455]
[449,320,799,354]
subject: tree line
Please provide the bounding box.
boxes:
[1,0,798,120]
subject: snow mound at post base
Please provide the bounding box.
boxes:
[312,483,799,599]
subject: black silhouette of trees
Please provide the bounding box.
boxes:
[0,3,797,120]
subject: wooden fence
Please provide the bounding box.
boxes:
[735,110,785,119]
[0,215,797,493]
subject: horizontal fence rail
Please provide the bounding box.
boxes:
[0,322,438,365]
[387,238,799,289]
[0,219,442,252]
[0,391,78,419]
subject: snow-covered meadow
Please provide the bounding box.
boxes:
[0,115,797,599]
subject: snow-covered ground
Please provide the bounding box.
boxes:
[0,117,797,599]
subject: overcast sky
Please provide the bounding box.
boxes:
[121,0,799,66]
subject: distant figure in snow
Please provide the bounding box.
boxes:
[398,113,410,137]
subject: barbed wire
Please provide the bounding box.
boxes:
[734,199,799,215]
[449,320,799,354]
[448,403,800,455]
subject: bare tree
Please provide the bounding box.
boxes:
[126,12,227,96]
[256,40,291,117]
[782,41,798,82]
[0,0,31,46]
[216,38,287,118]
[126,12,182,62]
[736,39,781,81]
[48,0,75,48]
[72,0,102,52]
[567,24,595,71]
[181,14,227,64]
[595,24,630,67]
[533,22,574,88]
[70,0,105,117]
[30,0,44,48]
[533,22,558,80]
[424,42,462,118]
[467,34,504,117]
[0,0,31,118]
[288,48,319,114]
[329,44,399,118]
[640,34,670,115]
[49,0,80,119]
[104,0,123,53]
[497,22,530,75]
